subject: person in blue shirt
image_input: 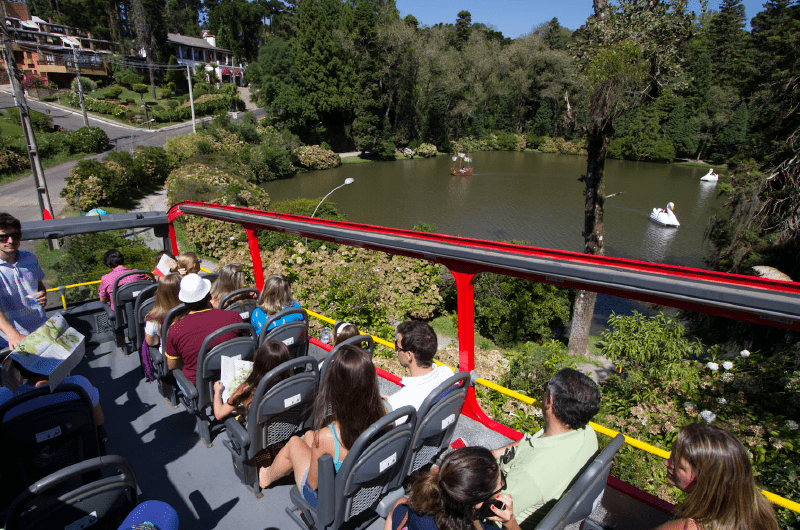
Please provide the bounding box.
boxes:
[250,274,304,337]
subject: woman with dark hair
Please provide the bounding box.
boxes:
[385,446,519,530]
[257,344,386,507]
[654,423,778,530]
[212,341,292,420]
[98,249,149,310]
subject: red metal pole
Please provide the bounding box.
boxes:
[168,223,179,256]
[245,227,264,292]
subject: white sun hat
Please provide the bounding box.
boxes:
[179,273,212,303]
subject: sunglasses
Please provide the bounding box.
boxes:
[0,232,21,241]
[394,340,404,352]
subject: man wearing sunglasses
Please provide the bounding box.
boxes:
[491,368,601,529]
[386,320,454,422]
[0,213,48,350]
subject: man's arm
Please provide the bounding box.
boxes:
[491,438,522,460]
[166,355,183,371]
[0,310,25,349]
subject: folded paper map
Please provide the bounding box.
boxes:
[220,355,254,404]
[11,314,85,391]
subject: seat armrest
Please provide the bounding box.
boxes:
[223,417,250,460]
[375,487,405,518]
[316,454,336,528]
[172,369,198,404]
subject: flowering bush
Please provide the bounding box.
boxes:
[61,160,118,209]
[416,143,438,158]
[594,312,800,525]
[292,145,340,170]
[0,144,29,175]
[165,164,271,260]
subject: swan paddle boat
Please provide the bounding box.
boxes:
[700,168,719,182]
[650,202,680,227]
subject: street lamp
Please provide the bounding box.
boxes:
[306,178,354,246]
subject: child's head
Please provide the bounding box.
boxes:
[174,252,200,276]
[257,274,295,315]
[147,273,182,322]
[102,249,125,269]
[333,322,360,345]
[230,341,292,411]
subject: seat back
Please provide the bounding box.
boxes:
[327,406,416,529]
[0,383,100,500]
[220,288,259,323]
[132,283,158,352]
[200,272,219,283]
[402,371,470,481]
[196,323,258,410]
[158,303,187,378]
[246,356,319,460]
[534,433,626,530]
[111,270,155,334]
[318,334,375,384]
[258,307,309,358]
[5,455,138,530]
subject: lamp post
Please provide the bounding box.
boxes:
[306,178,354,246]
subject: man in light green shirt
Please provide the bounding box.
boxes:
[492,368,601,530]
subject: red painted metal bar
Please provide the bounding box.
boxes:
[244,227,264,292]
[168,223,179,257]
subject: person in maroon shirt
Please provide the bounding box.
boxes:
[165,273,242,385]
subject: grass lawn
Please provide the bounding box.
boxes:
[0,115,24,137]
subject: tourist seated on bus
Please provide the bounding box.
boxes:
[210,263,253,309]
[117,500,179,530]
[0,359,105,426]
[98,249,150,311]
[653,423,778,530]
[384,446,519,530]
[212,341,291,420]
[490,368,601,529]
[165,274,242,386]
[172,252,201,277]
[333,322,360,345]
[250,274,304,338]
[387,320,454,422]
[256,344,386,506]
[144,273,183,348]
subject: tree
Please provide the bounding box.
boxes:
[206,0,265,62]
[567,0,691,355]
[455,10,472,47]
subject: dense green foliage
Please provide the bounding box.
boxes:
[50,231,158,303]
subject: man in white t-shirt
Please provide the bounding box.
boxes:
[387,320,454,419]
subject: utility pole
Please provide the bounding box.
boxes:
[70,45,89,127]
[0,2,57,242]
[186,63,196,133]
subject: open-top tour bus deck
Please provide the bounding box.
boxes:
[4,204,799,530]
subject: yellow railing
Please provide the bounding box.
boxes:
[304,310,800,514]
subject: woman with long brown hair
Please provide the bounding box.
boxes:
[210,262,247,309]
[654,423,779,530]
[144,273,182,348]
[250,274,303,337]
[385,446,519,530]
[212,341,291,420]
[257,344,386,507]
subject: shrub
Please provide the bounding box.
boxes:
[74,96,129,119]
[153,104,165,112]
[376,139,396,161]
[36,131,72,158]
[67,126,109,154]
[416,143,437,157]
[167,100,179,108]
[250,142,295,180]
[124,98,135,105]
[133,146,172,185]
[3,107,53,132]
[0,144,29,175]
[105,87,123,99]
[159,87,174,99]
[291,145,340,170]
[164,134,203,166]
[61,159,121,209]
[71,77,97,94]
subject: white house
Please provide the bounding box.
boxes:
[166,32,245,86]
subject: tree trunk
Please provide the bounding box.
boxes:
[568,126,610,355]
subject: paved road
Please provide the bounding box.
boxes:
[0,87,264,223]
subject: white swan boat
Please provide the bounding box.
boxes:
[700,169,719,182]
[650,202,680,227]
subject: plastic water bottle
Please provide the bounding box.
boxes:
[25,293,40,310]
[320,327,332,345]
